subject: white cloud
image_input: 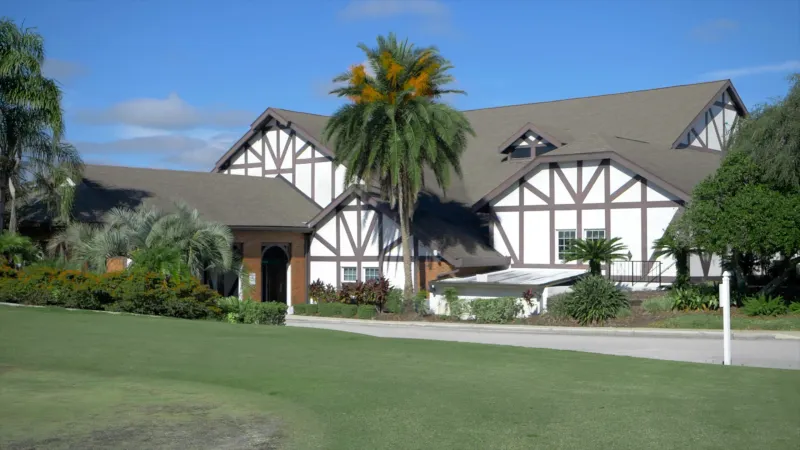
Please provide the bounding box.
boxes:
[74,132,239,170]
[689,18,739,43]
[339,0,457,37]
[700,60,800,80]
[42,58,87,81]
[340,0,448,20]
[74,93,253,131]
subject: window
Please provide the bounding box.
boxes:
[557,230,576,261]
[509,146,532,159]
[342,267,357,282]
[585,229,605,241]
[364,267,380,281]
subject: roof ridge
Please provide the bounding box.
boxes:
[460,79,730,113]
[273,108,330,118]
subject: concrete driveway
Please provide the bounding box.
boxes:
[287,316,800,370]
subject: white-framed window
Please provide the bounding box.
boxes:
[585,229,605,241]
[342,267,357,282]
[364,267,380,281]
[557,229,576,261]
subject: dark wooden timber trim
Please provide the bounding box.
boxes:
[549,165,555,264]
[553,163,578,202]
[609,175,643,202]
[603,159,611,237]
[472,151,689,211]
[295,157,330,164]
[310,255,407,263]
[640,179,648,262]
[492,200,679,212]
[518,180,524,264]
[670,81,748,150]
[578,162,604,203]
[335,212,340,288]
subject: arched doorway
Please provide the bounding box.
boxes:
[261,245,289,303]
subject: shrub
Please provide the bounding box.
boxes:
[413,290,430,315]
[385,288,403,314]
[340,304,358,318]
[293,304,308,315]
[338,282,364,304]
[470,297,522,323]
[0,266,222,320]
[357,304,377,319]
[318,302,343,317]
[545,293,571,319]
[642,296,673,313]
[670,286,719,311]
[741,294,787,316]
[790,302,800,315]
[443,287,467,319]
[241,301,287,325]
[306,304,319,315]
[361,277,390,311]
[309,279,337,303]
[560,276,630,325]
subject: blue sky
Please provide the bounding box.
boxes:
[7,0,800,170]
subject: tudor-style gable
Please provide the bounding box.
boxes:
[673,81,747,151]
[486,157,683,279]
[214,110,348,208]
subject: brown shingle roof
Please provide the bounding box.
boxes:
[74,165,320,228]
[271,80,731,204]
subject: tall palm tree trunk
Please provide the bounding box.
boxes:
[8,177,17,233]
[0,173,6,232]
[398,184,414,305]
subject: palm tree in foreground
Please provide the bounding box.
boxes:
[51,203,235,278]
[323,33,474,301]
[564,237,628,276]
[1,19,78,232]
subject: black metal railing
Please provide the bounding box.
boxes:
[607,260,662,286]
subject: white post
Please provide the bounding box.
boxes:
[720,271,731,365]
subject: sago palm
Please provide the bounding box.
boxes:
[564,237,628,276]
[0,230,40,266]
[51,203,235,278]
[323,33,474,300]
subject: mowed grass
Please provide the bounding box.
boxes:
[1,307,798,450]
[653,312,800,330]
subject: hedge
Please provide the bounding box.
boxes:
[357,305,377,319]
[0,265,221,320]
[340,304,358,318]
[319,302,343,317]
[293,304,309,315]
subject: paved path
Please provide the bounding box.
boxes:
[287,316,800,370]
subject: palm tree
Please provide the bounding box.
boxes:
[0,230,40,267]
[564,237,628,276]
[652,228,694,288]
[323,33,474,300]
[51,203,235,278]
[0,19,80,232]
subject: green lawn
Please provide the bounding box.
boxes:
[652,312,800,330]
[1,307,798,450]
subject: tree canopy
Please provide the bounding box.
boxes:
[322,33,473,299]
[683,74,800,292]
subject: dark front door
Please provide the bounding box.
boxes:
[261,245,289,302]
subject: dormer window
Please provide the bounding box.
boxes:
[496,122,568,162]
[509,146,532,159]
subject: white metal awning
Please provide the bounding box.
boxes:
[435,268,586,288]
